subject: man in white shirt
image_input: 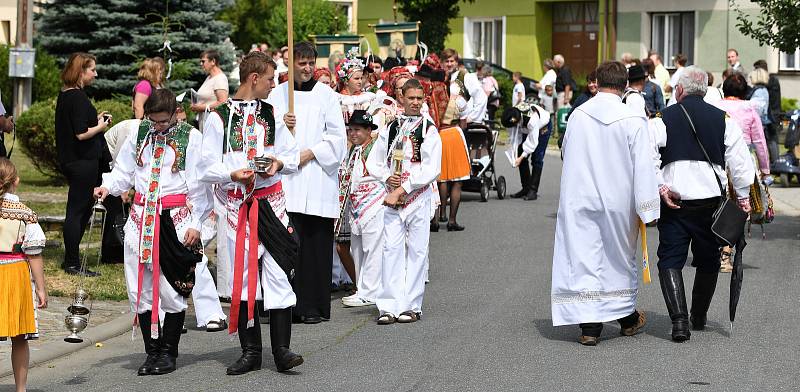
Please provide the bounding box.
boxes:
[648,52,672,101]
[269,42,347,324]
[622,64,648,117]
[649,66,754,343]
[666,53,688,106]
[727,48,743,73]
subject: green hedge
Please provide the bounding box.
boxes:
[16,98,131,180]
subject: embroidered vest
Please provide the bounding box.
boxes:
[387,118,425,163]
[0,199,36,253]
[213,101,276,153]
[135,120,193,173]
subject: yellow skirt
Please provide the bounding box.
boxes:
[0,259,38,339]
[439,126,471,181]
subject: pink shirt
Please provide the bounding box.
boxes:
[133,80,152,96]
[712,98,770,174]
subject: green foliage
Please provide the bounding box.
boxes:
[36,0,236,100]
[0,45,62,109]
[732,0,800,53]
[397,0,475,54]
[220,0,278,50]
[264,0,347,49]
[781,97,798,113]
[15,97,130,180]
[495,74,514,120]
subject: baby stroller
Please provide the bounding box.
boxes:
[461,122,506,202]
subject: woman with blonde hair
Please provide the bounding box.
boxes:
[132,57,165,119]
[747,68,772,132]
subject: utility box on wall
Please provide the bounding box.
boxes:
[9,47,35,78]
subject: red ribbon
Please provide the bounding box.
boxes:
[227,182,281,335]
[132,193,187,337]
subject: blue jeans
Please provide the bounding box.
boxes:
[531,122,552,170]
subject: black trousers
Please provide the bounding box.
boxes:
[656,198,721,274]
[100,195,125,264]
[289,213,334,319]
[61,159,102,268]
[580,311,640,337]
[516,144,532,189]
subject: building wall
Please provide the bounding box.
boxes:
[0,0,17,45]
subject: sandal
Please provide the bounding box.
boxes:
[377,313,396,325]
[396,311,421,323]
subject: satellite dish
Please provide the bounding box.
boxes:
[390,38,405,58]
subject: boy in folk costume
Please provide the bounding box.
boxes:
[504,102,551,200]
[198,51,303,375]
[339,110,386,308]
[366,79,442,324]
[95,89,212,375]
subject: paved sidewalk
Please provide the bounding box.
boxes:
[769,187,800,216]
[0,297,131,378]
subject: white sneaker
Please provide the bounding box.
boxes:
[342,294,375,307]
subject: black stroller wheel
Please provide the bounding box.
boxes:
[480,182,489,202]
[496,176,506,199]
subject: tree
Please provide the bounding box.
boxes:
[222,0,347,50]
[732,0,800,53]
[36,0,236,99]
[397,0,474,54]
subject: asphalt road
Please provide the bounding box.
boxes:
[3,154,799,392]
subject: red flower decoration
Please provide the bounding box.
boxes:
[149,181,158,192]
[144,236,153,243]
[247,148,257,159]
[142,249,151,261]
[145,216,154,227]
[154,147,164,159]
[247,114,255,126]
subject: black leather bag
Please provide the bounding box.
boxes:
[679,104,748,246]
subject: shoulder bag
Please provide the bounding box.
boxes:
[678,104,748,247]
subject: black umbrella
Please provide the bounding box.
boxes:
[729,236,747,335]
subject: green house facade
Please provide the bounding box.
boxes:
[355,0,799,98]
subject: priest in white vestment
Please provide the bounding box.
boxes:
[551,61,660,346]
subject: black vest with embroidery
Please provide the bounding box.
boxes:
[387,118,426,163]
[213,100,276,153]
[135,120,193,172]
[658,95,726,168]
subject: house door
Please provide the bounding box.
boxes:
[552,1,599,77]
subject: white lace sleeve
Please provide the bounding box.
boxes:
[22,222,46,255]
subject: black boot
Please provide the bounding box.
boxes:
[137,311,160,376]
[511,158,530,198]
[269,308,304,372]
[150,311,185,375]
[227,301,263,375]
[690,270,719,330]
[523,166,543,201]
[659,269,691,342]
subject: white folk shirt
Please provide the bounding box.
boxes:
[511,104,550,158]
[101,121,212,233]
[449,71,487,124]
[268,82,347,218]
[346,143,387,235]
[649,112,755,200]
[366,114,442,220]
[623,89,647,117]
[552,92,660,326]
[198,99,299,194]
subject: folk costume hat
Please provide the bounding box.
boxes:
[346,109,378,130]
[417,53,446,82]
[337,47,365,82]
[382,66,413,96]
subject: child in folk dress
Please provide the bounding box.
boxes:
[0,157,47,392]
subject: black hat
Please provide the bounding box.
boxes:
[501,107,522,128]
[347,109,378,130]
[628,64,646,82]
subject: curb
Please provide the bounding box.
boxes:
[0,310,133,378]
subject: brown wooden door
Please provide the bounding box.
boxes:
[552,1,599,77]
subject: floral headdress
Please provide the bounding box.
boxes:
[337,47,365,82]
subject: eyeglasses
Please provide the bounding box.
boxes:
[147,112,176,127]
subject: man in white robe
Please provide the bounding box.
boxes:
[267,41,347,324]
[551,61,660,346]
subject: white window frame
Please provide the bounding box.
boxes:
[463,16,506,67]
[328,0,355,33]
[780,49,800,71]
[650,11,695,69]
